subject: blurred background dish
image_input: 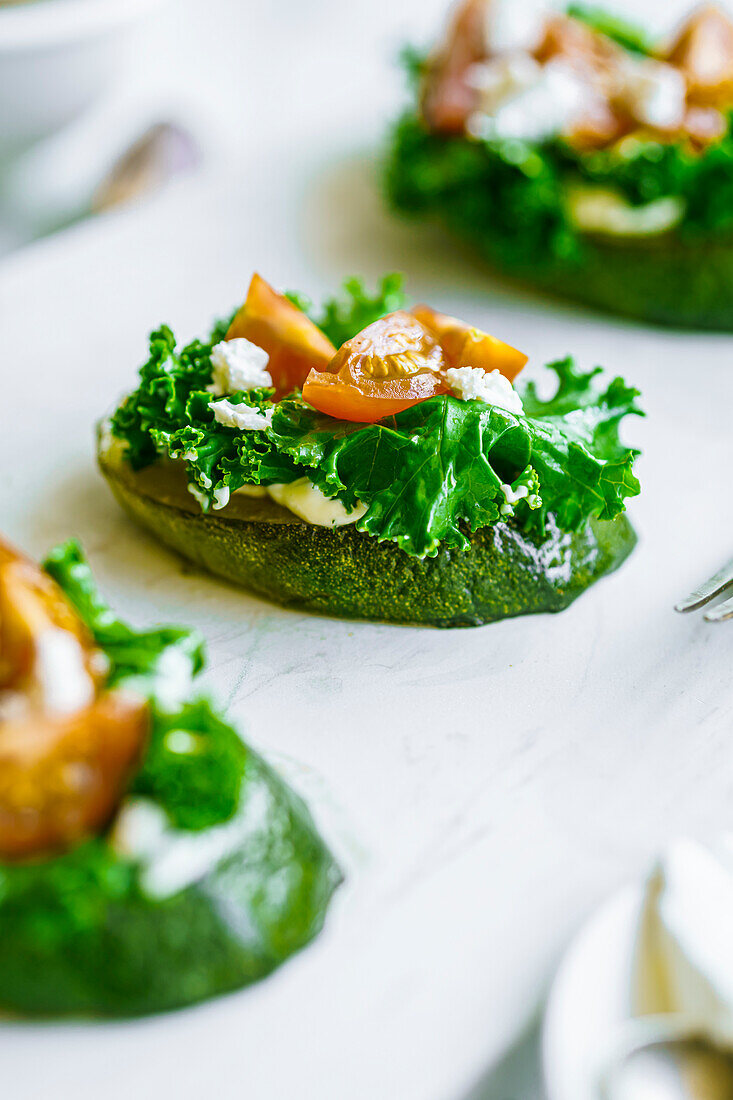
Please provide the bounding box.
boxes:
[385,0,733,329]
[544,838,733,1100]
[0,0,165,158]
[0,0,171,249]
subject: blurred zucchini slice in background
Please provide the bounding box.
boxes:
[0,537,340,1017]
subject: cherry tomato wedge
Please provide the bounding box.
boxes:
[422,0,486,133]
[226,273,337,398]
[410,304,528,382]
[0,537,148,860]
[302,311,449,423]
[0,692,148,860]
[665,5,733,107]
[0,547,102,700]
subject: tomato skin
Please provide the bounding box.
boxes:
[410,304,528,382]
[0,550,102,699]
[302,372,448,423]
[0,692,148,860]
[302,311,448,423]
[665,5,733,107]
[226,273,336,398]
[0,537,148,860]
[422,0,486,133]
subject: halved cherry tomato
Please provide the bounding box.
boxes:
[226,273,337,398]
[0,548,102,699]
[534,15,631,147]
[0,692,148,860]
[0,538,148,859]
[302,311,449,423]
[410,304,528,382]
[665,5,733,107]
[422,0,486,133]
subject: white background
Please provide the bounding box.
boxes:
[1,2,732,1099]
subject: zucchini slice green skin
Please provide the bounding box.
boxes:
[0,749,341,1018]
[100,449,637,629]
[480,230,733,332]
[385,122,733,330]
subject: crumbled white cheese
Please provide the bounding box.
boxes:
[210,398,273,432]
[268,479,367,528]
[111,788,271,899]
[620,58,686,130]
[567,184,685,237]
[466,53,542,116]
[468,60,588,142]
[150,645,197,712]
[32,629,95,715]
[446,366,524,415]
[164,729,200,754]
[483,0,549,53]
[209,338,271,396]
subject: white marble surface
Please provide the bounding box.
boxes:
[1,2,733,1098]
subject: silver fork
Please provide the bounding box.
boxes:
[675,558,733,622]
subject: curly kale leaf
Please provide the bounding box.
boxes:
[385,115,581,268]
[269,397,515,556]
[287,273,407,349]
[387,29,733,261]
[268,359,642,556]
[109,277,405,506]
[517,358,642,530]
[109,325,298,505]
[108,283,641,558]
[131,700,246,832]
[43,540,204,703]
[565,4,653,54]
[564,127,733,233]
[43,541,246,830]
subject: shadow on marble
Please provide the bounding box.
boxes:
[463,1014,546,1100]
[296,147,572,325]
[14,459,279,622]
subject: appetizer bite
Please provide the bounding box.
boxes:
[386,2,733,329]
[99,274,642,627]
[0,538,339,1017]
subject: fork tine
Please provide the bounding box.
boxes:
[675,556,733,613]
[704,592,733,623]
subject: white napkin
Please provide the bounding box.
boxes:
[631,837,733,1042]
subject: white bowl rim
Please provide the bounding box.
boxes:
[0,0,164,50]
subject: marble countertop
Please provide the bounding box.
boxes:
[1,1,732,1097]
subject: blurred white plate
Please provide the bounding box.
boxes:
[0,0,165,157]
[543,887,643,1100]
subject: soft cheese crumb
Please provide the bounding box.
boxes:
[620,59,686,130]
[446,366,524,415]
[210,398,273,431]
[468,60,588,143]
[483,0,549,53]
[209,338,272,396]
